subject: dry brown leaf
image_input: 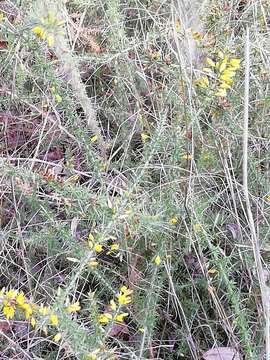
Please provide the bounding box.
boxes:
[0,320,12,333]
[202,347,240,360]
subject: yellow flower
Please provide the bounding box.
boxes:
[30,317,36,328]
[215,88,227,97]
[114,312,129,322]
[110,243,119,251]
[203,67,211,73]
[55,94,62,104]
[220,70,236,82]
[39,304,50,316]
[32,26,45,37]
[66,301,81,314]
[195,76,209,89]
[229,58,241,70]
[141,133,150,143]
[117,294,131,305]
[88,260,98,268]
[206,58,215,67]
[90,135,98,143]
[208,268,218,274]
[3,305,15,320]
[219,61,227,73]
[194,223,202,232]
[87,349,100,360]
[181,154,192,161]
[120,286,133,296]
[88,233,94,242]
[191,30,202,42]
[169,217,178,225]
[219,82,231,89]
[110,299,117,311]
[265,194,270,202]
[16,293,25,306]
[6,289,17,300]
[94,244,103,253]
[87,354,97,360]
[98,313,112,324]
[154,255,161,266]
[220,75,233,85]
[54,332,62,342]
[21,303,33,319]
[117,286,133,305]
[46,34,55,47]
[50,314,59,327]
[217,50,224,59]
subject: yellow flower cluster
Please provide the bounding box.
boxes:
[195,51,241,97]
[0,288,81,344]
[88,233,120,268]
[0,289,36,324]
[98,286,133,325]
[50,86,62,104]
[32,12,64,47]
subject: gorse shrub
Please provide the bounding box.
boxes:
[0,0,269,359]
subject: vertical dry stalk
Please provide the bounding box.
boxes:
[36,0,107,158]
[242,27,270,360]
[173,0,205,69]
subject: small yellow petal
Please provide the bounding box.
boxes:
[90,135,98,143]
[206,58,215,67]
[3,305,15,320]
[50,314,59,327]
[181,154,192,161]
[215,88,227,97]
[46,34,54,47]
[54,332,62,342]
[202,67,211,73]
[195,76,209,89]
[55,94,62,104]
[219,82,231,89]
[89,260,98,268]
[194,223,202,232]
[66,301,81,314]
[16,293,25,306]
[94,244,103,253]
[217,50,224,59]
[110,243,119,251]
[32,26,44,36]
[110,299,117,311]
[39,304,50,316]
[169,217,178,225]
[154,255,161,266]
[141,133,150,143]
[30,317,36,328]
[115,312,129,322]
[219,61,227,73]
[208,268,218,274]
[88,233,94,242]
[98,313,112,324]
[229,58,241,69]
[6,289,17,300]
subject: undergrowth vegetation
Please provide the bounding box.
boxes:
[0,0,269,359]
